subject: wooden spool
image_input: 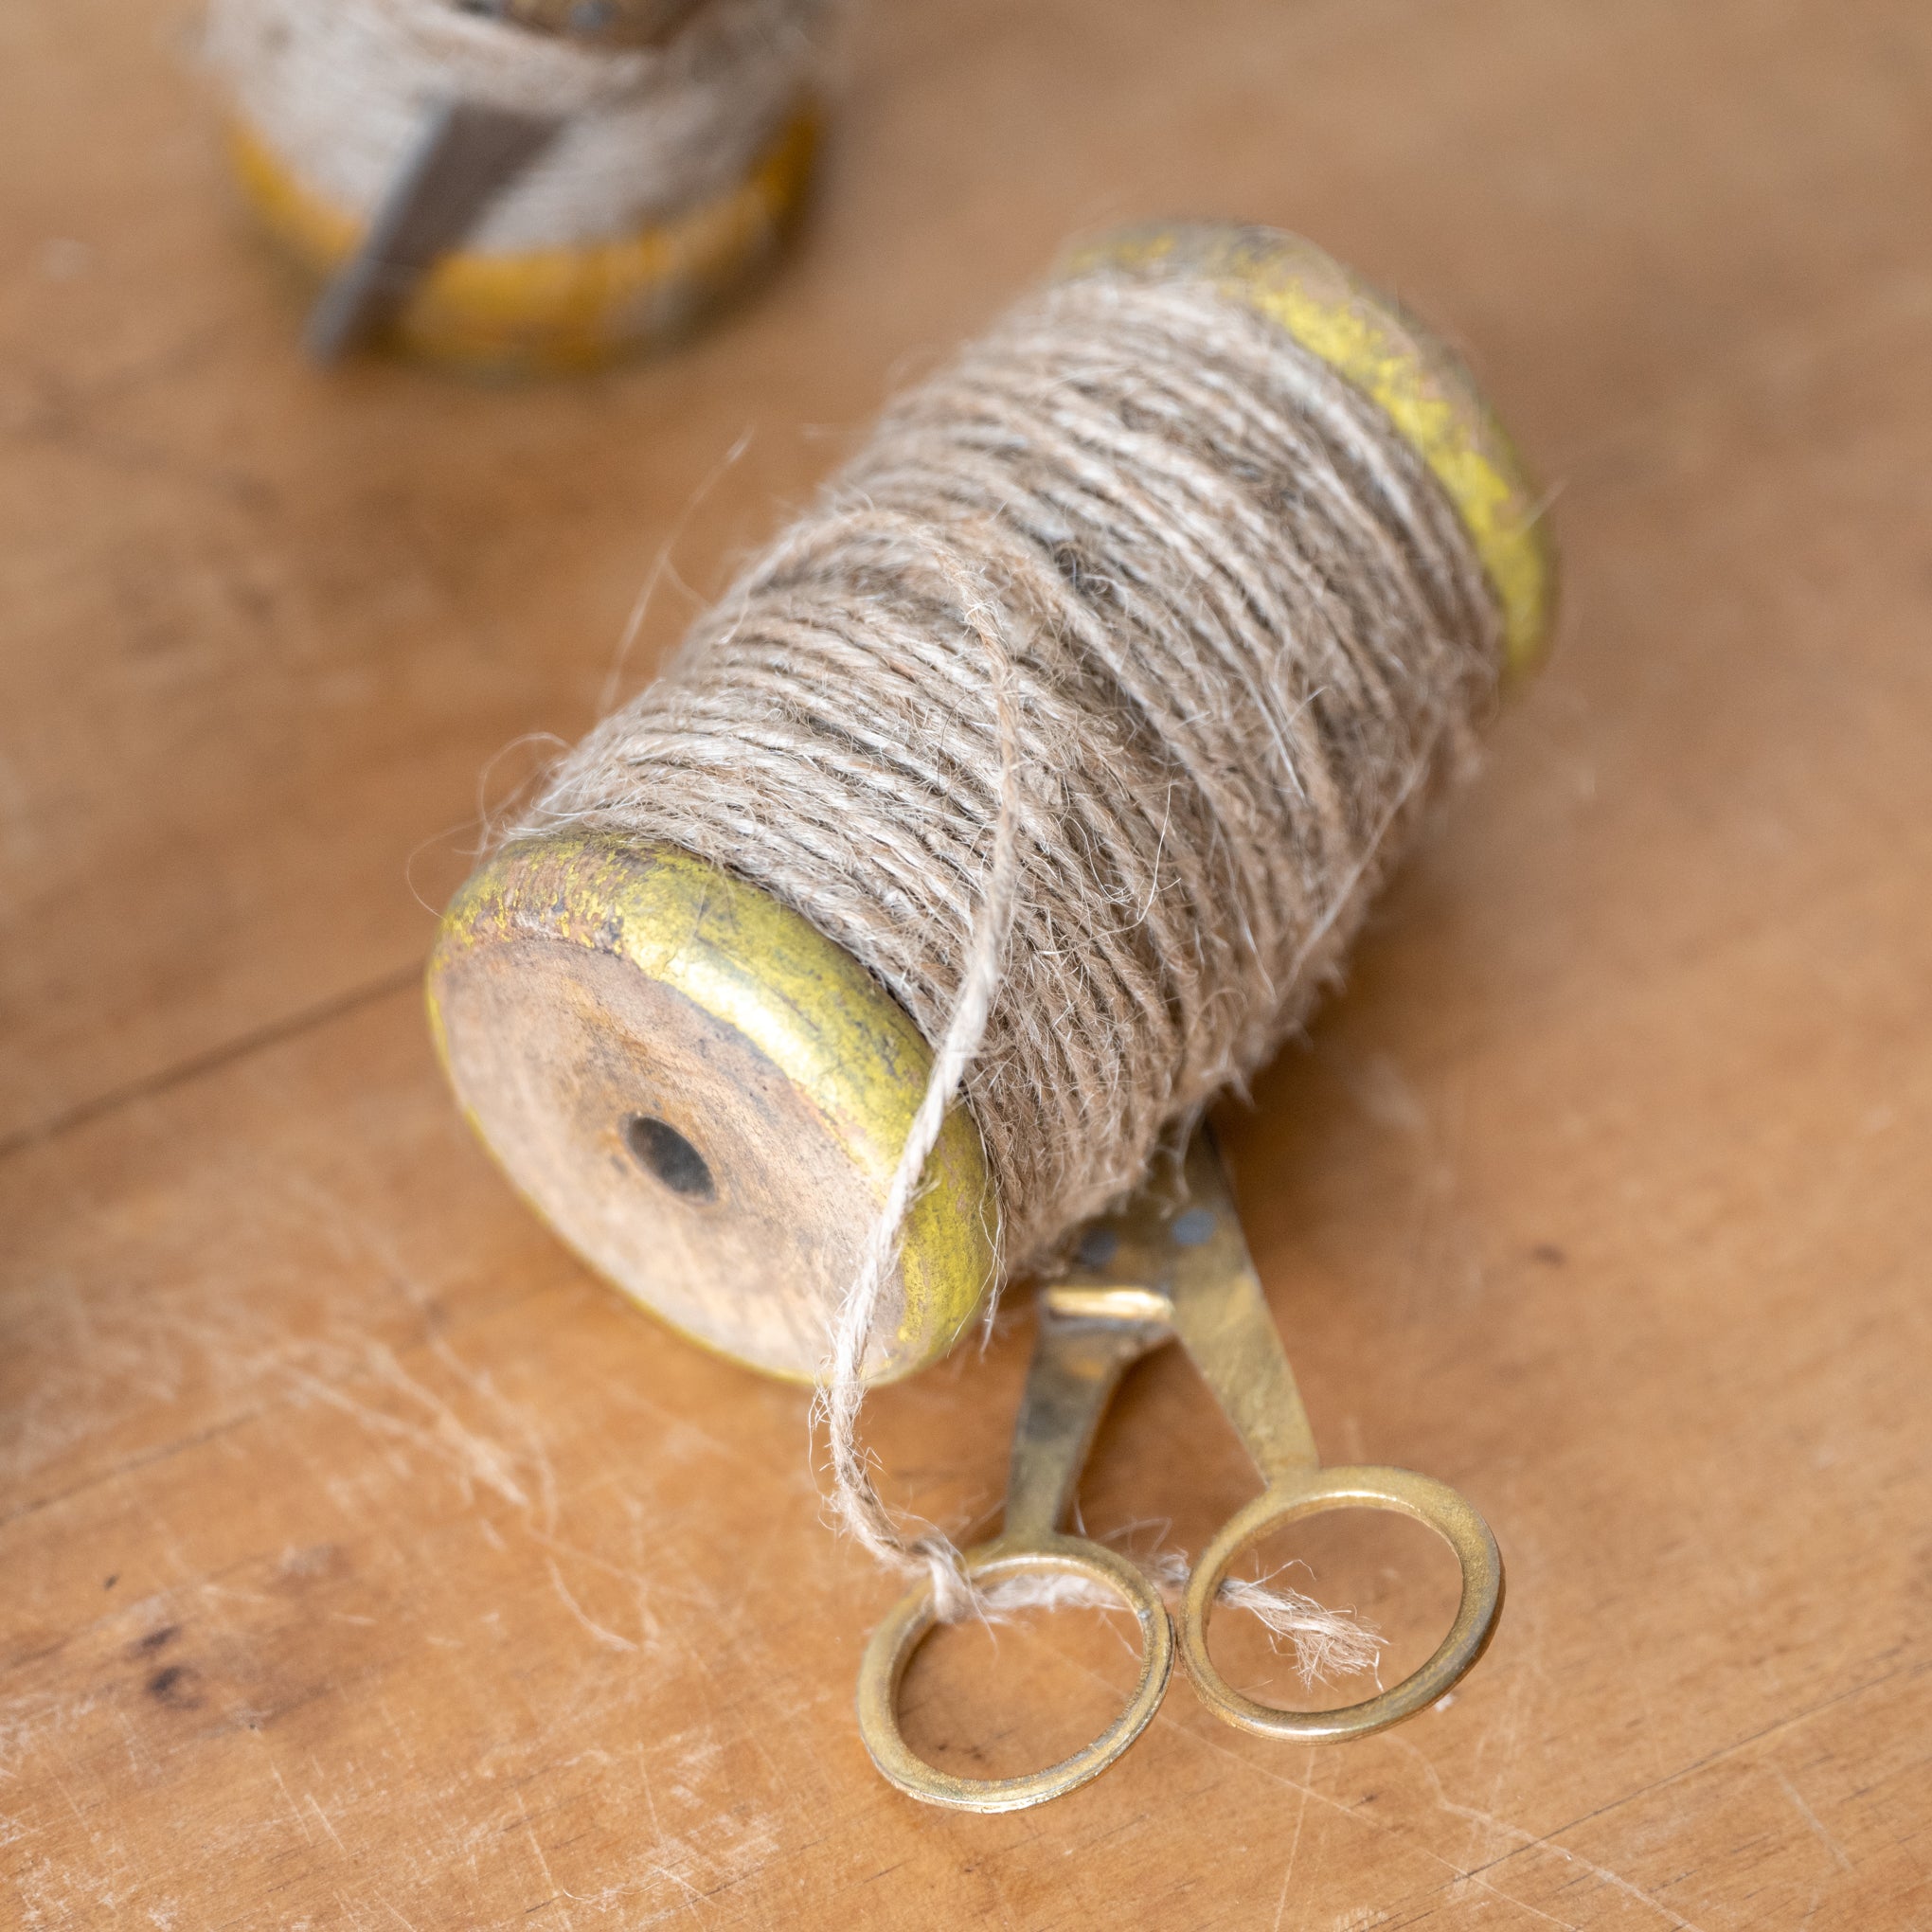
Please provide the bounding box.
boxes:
[426,224,1555,1381]
[229,113,814,376]
[224,0,816,376]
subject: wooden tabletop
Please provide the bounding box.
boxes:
[6,1,1930,1924]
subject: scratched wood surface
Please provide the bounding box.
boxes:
[5,0,1931,1924]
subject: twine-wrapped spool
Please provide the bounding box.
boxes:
[428,224,1554,1383]
[207,0,824,371]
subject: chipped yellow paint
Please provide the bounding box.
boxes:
[429,833,994,1380]
[228,109,815,375]
[1066,224,1556,678]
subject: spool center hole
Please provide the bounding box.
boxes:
[622,1114,716,1202]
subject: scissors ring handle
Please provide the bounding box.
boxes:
[856,1536,1174,1813]
[1178,1465,1504,1743]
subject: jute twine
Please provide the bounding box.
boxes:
[206,0,826,252]
[519,255,1505,1615]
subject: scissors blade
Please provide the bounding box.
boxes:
[304,98,562,362]
[1003,1294,1169,1547]
[1058,1132,1320,1483]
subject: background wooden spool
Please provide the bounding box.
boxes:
[426,220,1554,1381]
[228,106,817,374]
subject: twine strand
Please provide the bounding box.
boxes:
[806,529,1027,1622]
[984,1554,1385,1686]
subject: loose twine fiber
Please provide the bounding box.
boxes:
[206,0,825,251]
[519,255,1503,1631]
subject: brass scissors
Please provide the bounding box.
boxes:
[857,1130,1505,1812]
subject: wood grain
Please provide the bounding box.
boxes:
[5,0,1931,1924]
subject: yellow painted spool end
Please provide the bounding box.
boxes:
[1064,224,1557,680]
[229,109,817,375]
[427,833,995,1382]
